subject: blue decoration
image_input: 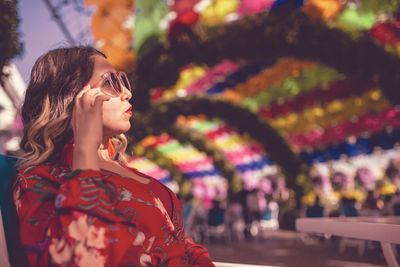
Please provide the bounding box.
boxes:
[300,129,400,164]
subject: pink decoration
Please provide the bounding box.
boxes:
[259,179,272,194]
[186,60,239,95]
[287,108,400,150]
[238,0,275,15]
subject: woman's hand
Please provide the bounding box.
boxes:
[71,84,111,171]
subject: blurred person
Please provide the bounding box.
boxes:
[340,197,358,217]
[244,188,260,238]
[305,196,324,218]
[386,159,400,189]
[389,191,400,216]
[359,191,381,217]
[12,46,214,266]
[208,199,225,227]
[226,194,245,241]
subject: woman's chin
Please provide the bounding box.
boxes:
[104,124,131,136]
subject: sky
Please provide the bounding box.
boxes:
[12,0,93,84]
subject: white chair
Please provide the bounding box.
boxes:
[214,262,277,267]
[259,201,279,236]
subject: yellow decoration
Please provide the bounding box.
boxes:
[342,190,366,203]
[303,0,343,21]
[162,65,208,98]
[270,89,390,135]
[379,184,397,195]
[200,0,239,26]
[301,192,316,206]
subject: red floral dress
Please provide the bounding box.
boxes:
[12,146,214,267]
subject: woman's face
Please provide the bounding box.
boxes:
[88,55,133,137]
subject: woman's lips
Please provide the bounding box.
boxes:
[126,106,132,116]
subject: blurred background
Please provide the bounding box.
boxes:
[1,0,400,266]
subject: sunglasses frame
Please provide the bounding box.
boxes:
[97,71,132,97]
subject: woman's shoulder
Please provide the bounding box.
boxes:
[17,161,69,175]
[14,162,70,187]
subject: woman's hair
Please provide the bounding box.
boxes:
[18,46,127,168]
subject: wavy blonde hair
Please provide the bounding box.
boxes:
[18,46,127,169]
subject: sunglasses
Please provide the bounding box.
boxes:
[97,71,132,97]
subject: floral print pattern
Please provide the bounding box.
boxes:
[12,147,214,266]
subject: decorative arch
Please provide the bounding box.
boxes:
[128,95,307,202]
[129,122,242,193]
[134,9,400,112]
[130,144,186,185]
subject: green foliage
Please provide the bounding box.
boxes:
[0,0,23,82]
[134,0,168,55]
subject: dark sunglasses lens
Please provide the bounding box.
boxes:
[110,73,122,93]
[100,76,118,97]
[121,73,131,91]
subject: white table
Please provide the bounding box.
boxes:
[214,262,276,267]
[296,216,400,267]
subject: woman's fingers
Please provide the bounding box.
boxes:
[74,84,91,111]
[93,94,111,108]
[76,85,110,111]
[75,84,91,103]
[80,87,101,108]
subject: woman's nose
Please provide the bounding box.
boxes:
[121,86,132,101]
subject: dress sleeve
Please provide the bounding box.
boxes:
[169,191,215,267]
[183,236,215,267]
[13,165,161,266]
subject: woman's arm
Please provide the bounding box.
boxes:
[71,84,111,171]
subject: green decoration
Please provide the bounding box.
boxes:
[359,0,400,14]
[336,8,376,31]
[0,0,23,83]
[135,0,169,57]
[243,65,340,110]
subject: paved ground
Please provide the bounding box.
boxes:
[203,230,391,267]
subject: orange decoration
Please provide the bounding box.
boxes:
[142,136,158,147]
[86,0,135,71]
[221,90,244,102]
[303,0,343,21]
[234,58,316,97]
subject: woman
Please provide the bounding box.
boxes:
[12,46,214,266]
